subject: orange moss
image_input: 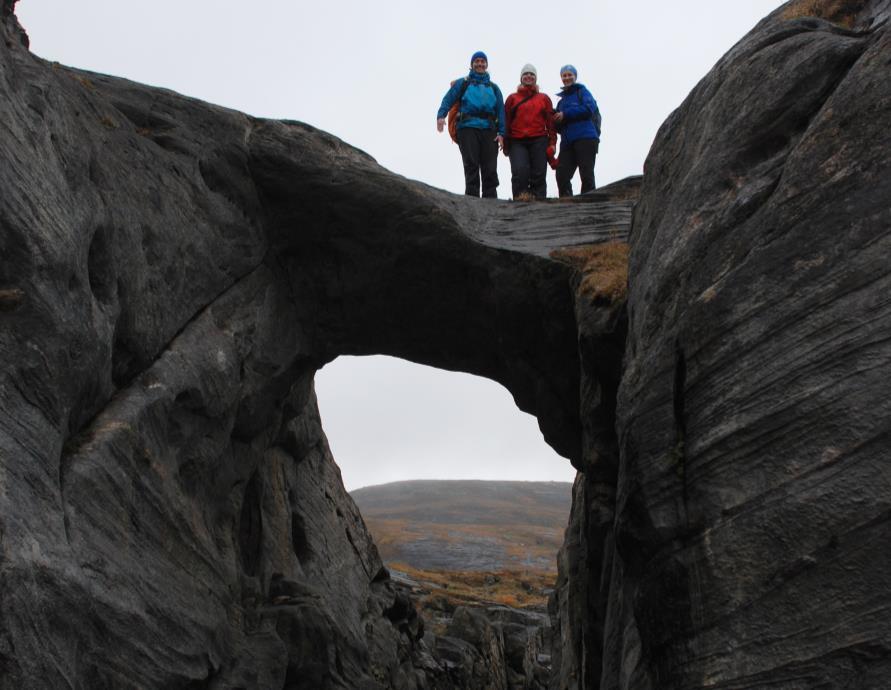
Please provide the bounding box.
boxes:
[363,517,562,571]
[780,0,866,28]
[389,562,555,611]
[73,75,96,91]
[550,240,630,303]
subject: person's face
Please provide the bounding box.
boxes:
[521,72,536,86]
[472,58,488,73]
[561,71,576,86]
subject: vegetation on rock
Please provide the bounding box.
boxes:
[780,0,867,27]
[550,241,630,303]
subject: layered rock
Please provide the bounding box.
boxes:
[575,1,891,688]
[426,604,551,690]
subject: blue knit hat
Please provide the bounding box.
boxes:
[560,64,578,77]
[470,51,488,65]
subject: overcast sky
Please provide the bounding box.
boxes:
[17,0,785,490]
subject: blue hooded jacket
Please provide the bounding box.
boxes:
[437,71,506,137]
[555,83,600,146]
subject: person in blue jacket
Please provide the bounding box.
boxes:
[437,51,506,198]
[554,65,601,196]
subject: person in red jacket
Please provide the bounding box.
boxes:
[503,64,557,200]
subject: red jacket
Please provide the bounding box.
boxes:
[504,85,556,145]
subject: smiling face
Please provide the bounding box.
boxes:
[561,71,576,86]
[472,57,488,74]
[521,72,536,86]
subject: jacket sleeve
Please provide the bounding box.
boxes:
[494,85,507,137]
[561,87,595,123]
[437,79,463,119]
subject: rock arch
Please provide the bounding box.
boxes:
[0,28,631,686]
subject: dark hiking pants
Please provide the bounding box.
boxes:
[508,136,548,199]
[556,138,599,197]
[457,126,499,198]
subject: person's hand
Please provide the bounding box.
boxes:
[495,134,504,151]
[437,118,445,133]
[553,112,564,123]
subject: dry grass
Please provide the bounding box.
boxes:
[550,240,630,303]
[365,517,563,571]
[74,75,96,91]
[390,562,554,612]
[99,115,117,129]
[780,0,866,28]
[0,288,25,312]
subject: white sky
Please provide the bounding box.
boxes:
[17,0,785,490]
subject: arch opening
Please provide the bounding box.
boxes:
[315,354,575,636]
[315,355,576,491]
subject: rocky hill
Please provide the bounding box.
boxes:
[2,0,890,688]
[352,480,571,572]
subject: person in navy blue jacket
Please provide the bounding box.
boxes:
[554,65,601,196]
[437,51,506,198]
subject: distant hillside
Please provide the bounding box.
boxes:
[351,480,572,573]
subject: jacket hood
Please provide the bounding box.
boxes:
[467,70,491,84]
[557,82,585,97]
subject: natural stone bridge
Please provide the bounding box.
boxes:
[0,11,634,684]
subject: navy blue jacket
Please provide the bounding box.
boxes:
[555,83,600,146]
[437,71,506,137]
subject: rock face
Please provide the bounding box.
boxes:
[428,605,551,690]
[1,0,27,48]
[2,0,890,688]
[550,1,891,688]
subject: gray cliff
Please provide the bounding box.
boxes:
[552,1,891,688]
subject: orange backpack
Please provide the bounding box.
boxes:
[447,78,471,144]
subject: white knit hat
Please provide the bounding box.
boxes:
[520,63,537,79]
